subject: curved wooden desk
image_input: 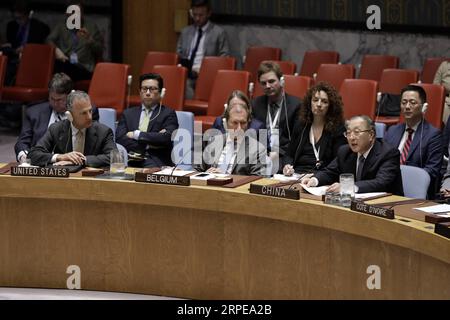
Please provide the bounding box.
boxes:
[0,175,449,299]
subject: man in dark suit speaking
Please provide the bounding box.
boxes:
[302,115,404,195]
[14,72,99,164]
[29,91,116,168]
[116,73,179,168]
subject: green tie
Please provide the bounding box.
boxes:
[139,109,151,132]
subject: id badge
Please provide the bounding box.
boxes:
[70,52,78,64]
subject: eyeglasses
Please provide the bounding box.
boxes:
[343,129,371,138]
[259,79,277,86]
[401,99,419,107]
[140,86,159,93]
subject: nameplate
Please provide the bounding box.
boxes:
[351,201,394,219]
[134,172,190,186]
[249,184,300,200]
[10,166,69,178]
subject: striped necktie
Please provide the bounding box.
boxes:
[356,155,365,181]
[73,130,84,153]
[400,128,414,165]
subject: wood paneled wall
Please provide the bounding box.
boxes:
[122,0,190,93]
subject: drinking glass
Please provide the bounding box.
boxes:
[110,149,126,178]
[340,173,355,207]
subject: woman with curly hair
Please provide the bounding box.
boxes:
[282,82,347,175]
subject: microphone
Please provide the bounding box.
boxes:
[287,169,315,190]
[170,149,192,176]
[126,75,132,109]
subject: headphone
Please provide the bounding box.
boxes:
[280,76,285,88]
[161,87,166,99]
[421,102,428,114]
[189,9,194,18]
[65,110,73,123]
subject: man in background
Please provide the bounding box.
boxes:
[176,0,230,98]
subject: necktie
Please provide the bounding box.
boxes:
[400,128,414,165]
[139,109,151,132]
[269,103,279,121]
[56,113,63,122]
[356,155,365,181]
[73,130,84,153]
[189,27,203,67]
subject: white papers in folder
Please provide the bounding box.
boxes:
[354,192,388,200]
[154,168,195,176]
[414,204,450,214]
[273,173,303,182]
[301,185,329,196]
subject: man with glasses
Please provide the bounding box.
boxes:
[301,115,403,195]
[116,73,179,168]
[14,72,99,164]
[252,61,301,173]
[385,85,442,199]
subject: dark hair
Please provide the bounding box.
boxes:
[300,82,344,132]
[139,73,164,93]
[223,90,252,122]
[346,115,376,134]
[401,85,427,104]
[257,61,283,82]
[11,0,31,15]
[48,73,73,94]
[191,0,211,10]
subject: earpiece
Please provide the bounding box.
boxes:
[65,111,73,123]
[422,102,428,114]
[222,117,228,130]
[189,9,194,19]
[224,103,228,111]
[160,88,166,99]
[280,76,285,88]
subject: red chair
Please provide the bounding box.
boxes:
[284,75,313,100]
[375,69,419,126]
[243,47,281,83]
[252,60,297,97]
[2,44,54,103]
[339,79,378,120]
[400,83,446,129]
[315,64,355,91]
[358,54,399,82]
[88,62,130,116]
[128,51,179,106]
[420,57,449,84]
[299,51,339,78]
[195,70,251,132]
[0,55,7,100]
[183,56,236,115]
[152,65,187,111]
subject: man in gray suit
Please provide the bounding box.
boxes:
[196,93,266,176]
[29,91,116,168]
[176,0,230,98]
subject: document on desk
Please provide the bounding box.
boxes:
[414,204,450,214]
[355,192,389,200]
[301,185,328,196]
[273,173,303,182]
[154,168,196,176]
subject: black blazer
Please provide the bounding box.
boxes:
[252,93,301,156]
[6,18,50,50]
[283,121,347,172]
[15,102,100,159]
[314,140,404,196]
[116,105,179,168]
[29,120,116,168]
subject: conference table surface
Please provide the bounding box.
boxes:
[0,165,449,299]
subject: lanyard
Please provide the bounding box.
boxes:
[309,127,321,163]
[267,104,281,133]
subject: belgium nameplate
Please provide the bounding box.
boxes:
[351,200,394,219]
[10,166,69,178]
[135,172,190,186]
[249,184,300,200]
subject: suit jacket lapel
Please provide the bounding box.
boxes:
[407,122,424,160]
[392,123,405,149]
[84,126,97,155]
